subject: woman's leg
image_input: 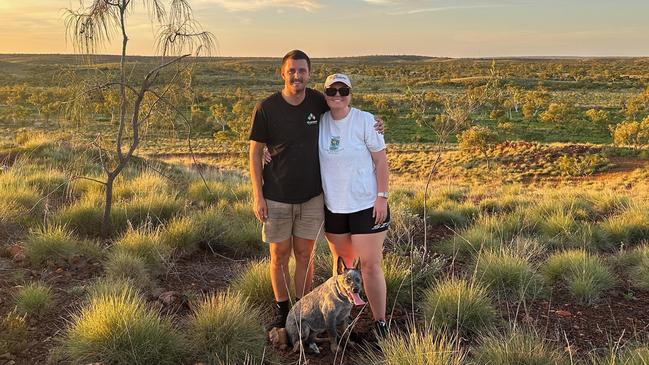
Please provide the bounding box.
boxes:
[325,233,354,276]
[351,231,387,321]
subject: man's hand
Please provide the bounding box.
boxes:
[254,196,268,222]
[373,115,385,135]
[262,147,272,166]
[373,197,388,225]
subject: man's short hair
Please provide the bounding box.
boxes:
[282,49,311,71]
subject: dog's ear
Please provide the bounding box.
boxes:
[336,256,347,275]
[352,258,361,271]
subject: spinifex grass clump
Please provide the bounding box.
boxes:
[187,179,250,206]
[186,292,266,364]
[112,170,171,201]
[542,249,615,304]
[120,194,184,228]
[440,211,530,258]
[54,199,127,238]
[111,226,170,276]
[0,309,28,354]
[14,281,52,316]
[161,215,202,255]
[230,258,296,306]
[590,345,649,365]
[24,225,101,265]
[421,277,497,334]
[598,204,649,247]
[61,286,185,365]
[471,327,569,365]
[361,328,464,365]
[104,251,153,291]
[614,243,649,290]
[383,252,444,307]
[196,202,264,258]
[473,247,545,300]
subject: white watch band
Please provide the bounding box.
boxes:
[377,192,389,198]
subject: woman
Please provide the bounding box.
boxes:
[319,73,390,337]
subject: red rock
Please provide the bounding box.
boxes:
[7,245,24,259]
[556,310,573,317]
[12,253,26,263]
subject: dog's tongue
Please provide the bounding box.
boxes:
[350,292,366,306]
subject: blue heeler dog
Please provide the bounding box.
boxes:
[285,257,365,354]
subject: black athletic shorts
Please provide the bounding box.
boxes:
[324,206,391,235]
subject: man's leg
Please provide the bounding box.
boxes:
[292,236,315,299]
[269,238,293,302]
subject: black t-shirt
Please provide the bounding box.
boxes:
[249,88,329,203]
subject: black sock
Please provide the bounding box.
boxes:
[276,300,290,318]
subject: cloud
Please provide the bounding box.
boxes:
[387,3,521,15]
[194,0,323,12]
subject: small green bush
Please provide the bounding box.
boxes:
[474,248,545,300]
[361,328,464,365]
[187,292,266,364]
[24,225,101,265]
[112,171,170,201]
[187,180,249,206]
[54,200,127,238]
[120,194,184,227]
[61,286,185,365]
[0,309,28,354]
[471,327,569,365]
[105,251,153,291]
[542,250,615,304]
[196,203,264,258]
[161,215,202,254]
[14,282,52,316]
[383,252,444,307]
[230,258,296,306]
[112,227,171,275]
[599,205,649,246]
[421,277,497,334]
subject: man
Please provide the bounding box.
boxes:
[249,50,383,329]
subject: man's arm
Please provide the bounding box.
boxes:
[249,140,267,222]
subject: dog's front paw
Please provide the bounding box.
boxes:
[308,342,320,354]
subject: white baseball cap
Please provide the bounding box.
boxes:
[324,73,352,88]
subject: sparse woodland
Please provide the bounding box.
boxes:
[1,32,649,365]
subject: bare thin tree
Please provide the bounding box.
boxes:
[65,0,215,238]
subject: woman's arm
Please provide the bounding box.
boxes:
[370,149,389,225]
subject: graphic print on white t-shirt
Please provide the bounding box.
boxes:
[319,107,386,214]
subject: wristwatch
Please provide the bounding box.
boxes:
[377,192,389,198]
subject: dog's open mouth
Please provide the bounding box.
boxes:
[345,290,366,306]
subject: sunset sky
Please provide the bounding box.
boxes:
[1,0,648,57]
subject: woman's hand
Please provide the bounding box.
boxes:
[373,197,388,225]
[253,196,268,222]
[262,147,272,166]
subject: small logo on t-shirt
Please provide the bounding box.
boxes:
[328,136,341,152]
[306,113,318,125]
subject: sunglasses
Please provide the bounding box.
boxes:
[324,87,351,97]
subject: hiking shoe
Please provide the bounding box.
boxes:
[374,320,388,339]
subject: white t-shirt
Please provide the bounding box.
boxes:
[319,107,386,213]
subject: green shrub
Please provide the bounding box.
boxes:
[361,328,464,365]
[542,250,615,304]
[599,205,649,246]
[196,203,264,258]
[614,243,649,290]
[15,282,52,316]
[0,199,27,239]
[54,200,127,238]
[161,215,202,254]
[421,277,496,334]
[471,327,569,365]
[187,180,249,206]
[105,251,153,291]
[230,258,296,306]
[383,252,444,307]
[187,292,266,364]
[120,194,184,227]
[113,171,170,201]
[61,286,185,365]
[112,227,170,275]
[24,169,69,197]
[0,310,28,354]
[474,248,545,300]
[24,225,101,265]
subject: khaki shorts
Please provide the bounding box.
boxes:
[262,194,324,243]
